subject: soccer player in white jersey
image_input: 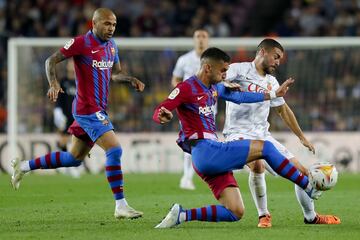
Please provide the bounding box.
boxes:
[172,29,209,190]
[223,38,341,227]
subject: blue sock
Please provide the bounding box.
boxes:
[105,147,124,200]
[184,205,239,222]
[262,141,308,189]
[28,152,81,170]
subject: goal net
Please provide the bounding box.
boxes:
[4,37,360,173]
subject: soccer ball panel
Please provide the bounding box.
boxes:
[309,162,338,191]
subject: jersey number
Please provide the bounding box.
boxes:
[95,111,106,121]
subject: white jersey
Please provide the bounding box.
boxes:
[172,50,200,80]
[223,62,285,138]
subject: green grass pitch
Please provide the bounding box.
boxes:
[1,172,359,240]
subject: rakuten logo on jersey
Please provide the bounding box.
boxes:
[199,105,215,116]
[92,60,114,70]
[248,83,268,93]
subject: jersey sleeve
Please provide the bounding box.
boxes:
[172,56,185,78]
[114,47,120,64]
[226,63,240,81]
[216,83,265,104]
[112,40,120,64]
[270,77,285,107]
[60,37,85,58]
[152,83,191,123]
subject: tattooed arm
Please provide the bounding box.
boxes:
[45,51,67,102]
[111,62,145,92]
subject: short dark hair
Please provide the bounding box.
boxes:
[257,38,284,53]
[200,47,231,63]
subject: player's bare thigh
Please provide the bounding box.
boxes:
[69,135,92,160]
[95,130,120,151]
[218,187,245,218]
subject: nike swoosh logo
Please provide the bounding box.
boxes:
[197,96,204,100]
[91,50,100,54]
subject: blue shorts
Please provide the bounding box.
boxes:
[73,111,114,143]
[191,139,251,175]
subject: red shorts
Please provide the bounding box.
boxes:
[67,120,95,148]
[193,166,238,200]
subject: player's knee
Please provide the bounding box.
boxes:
[248,160,265,173]
[225,201,244,219]
[69,151,86,161]
[228,205,245,219]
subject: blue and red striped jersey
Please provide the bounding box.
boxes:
[60,30,119,115]
[153,75,266,153]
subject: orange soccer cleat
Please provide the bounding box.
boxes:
[258,214,272,228]
[304,214,341,225]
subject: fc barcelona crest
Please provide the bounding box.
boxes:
[212,91,218,98]
[111,47,115,56]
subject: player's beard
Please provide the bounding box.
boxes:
[262,61,276,75]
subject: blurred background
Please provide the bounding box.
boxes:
[0,0,359,174]
[1,0,360,133]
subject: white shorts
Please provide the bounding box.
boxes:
[225,133,294,159]
[225,133,295,176]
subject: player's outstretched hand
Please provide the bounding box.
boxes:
[47,82,64,102]
[275,78,295,97]
[158,107,173,124]
[130,78,145,92]
[223,80,242,91]
[300,137,316,154]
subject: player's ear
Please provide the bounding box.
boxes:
[259,48,266,57]
[204,63,212,73]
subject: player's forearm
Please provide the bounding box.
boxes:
[45,51,66,86]
[222,89,265,103]
[112,73,135,83]
[45,57,59,86]
[279,105,305,139]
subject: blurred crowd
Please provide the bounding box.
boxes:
[1,0,360,132]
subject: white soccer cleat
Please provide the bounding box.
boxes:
[155,203,182,228]
[11,158,25,190]
[180,177,195,190]
[114,205,143,219]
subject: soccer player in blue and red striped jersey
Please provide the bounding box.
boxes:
[11,8,144,219]
[153,47,322,228]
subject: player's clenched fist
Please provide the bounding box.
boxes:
[130,78,145,92]
[158,107,173,124]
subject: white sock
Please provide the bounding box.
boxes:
[183,152,194,180]
[115,198,128,208]
[20,161,31,172]
[295,184,316,221]
[248,171,269,217]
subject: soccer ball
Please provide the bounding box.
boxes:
[308,162,338,191]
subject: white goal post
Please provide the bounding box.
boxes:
[7,37,360,162]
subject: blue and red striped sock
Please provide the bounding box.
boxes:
[105,147,124,200]
[262,141,309,189]
[183,205,239,222]
[28,152,81,170]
